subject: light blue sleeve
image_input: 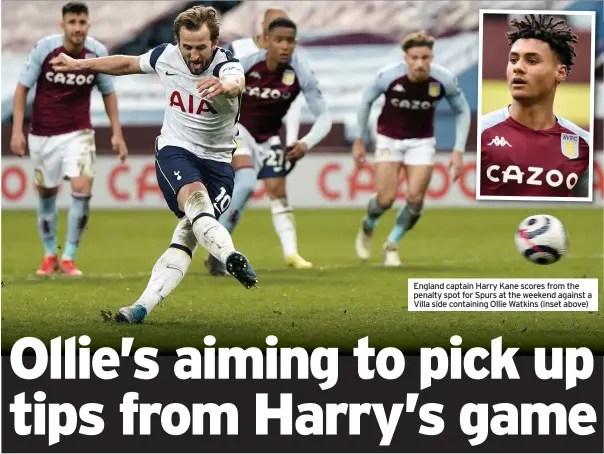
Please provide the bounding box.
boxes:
[291,51,328,117]
[239,50,269,73]
[433,65,471,152]
[18,38,55,88]
[356,64,397,139]
[87,39,115,95]
[291,51,332,150]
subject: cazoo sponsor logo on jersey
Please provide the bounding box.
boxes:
[486,165,579,190]
[245,86,292,100]
[390,98,438,110]
[45,71,95,86]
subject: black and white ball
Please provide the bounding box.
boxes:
[514,215,568,265]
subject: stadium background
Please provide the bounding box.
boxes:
[1,0,602,209]
[1,1,603,352]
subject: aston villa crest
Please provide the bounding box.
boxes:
[428,82,441,97]
[560,133,579,159]
[282,69,295,86]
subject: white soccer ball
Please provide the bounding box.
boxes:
[514,214,568,265]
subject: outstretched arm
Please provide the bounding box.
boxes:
[51,52,145,76]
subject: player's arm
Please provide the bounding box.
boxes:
[294,55,332,152]
[283,50,308,146]
[11,39,46,155]
[51,43,170,76]
[12,84,30,156]
[92,43,128,162]
[200,60,245,99]
[52,53,145,75]
[218,62,245,98]
[571,170,590,198]
[351,68,387,167]
[355,69,388,143]
[285,96,302,146]
[571,134,592,198]
[442,73,471,153]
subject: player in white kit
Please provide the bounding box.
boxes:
[51,5,258,323]
[205,8,313,276]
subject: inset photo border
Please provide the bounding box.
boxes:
[476,9,596,202]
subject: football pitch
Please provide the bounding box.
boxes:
[2,208,602,354]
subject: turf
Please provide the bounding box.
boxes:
[1,208,602,354]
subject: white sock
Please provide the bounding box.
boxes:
[184,190,236,264]
[135,218,197,314]
[270,197,298,257]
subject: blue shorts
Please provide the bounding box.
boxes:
[257,143,296,180]
[155,145,235,219]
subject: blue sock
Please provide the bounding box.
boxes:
[387,203,423,245]
[63,194,91,261]
[219,167,257,233]
[363,195,389,230]
[37,194,58,257]
[387,224,406,244]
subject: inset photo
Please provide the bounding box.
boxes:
[477,10,595,201]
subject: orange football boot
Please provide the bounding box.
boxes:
[36,256,59,276]
[60,260,83,277]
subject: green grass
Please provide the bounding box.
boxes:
[2,208,602,353]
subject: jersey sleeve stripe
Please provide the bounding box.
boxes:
[480,108,508,133]
[150,43,169,70]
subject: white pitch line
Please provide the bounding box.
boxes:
[2,254,602,285]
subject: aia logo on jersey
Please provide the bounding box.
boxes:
[45,71,95,86]
[390,98,438,110]
[561,133,579,159]
[169,91,217,115]
[245,86,292,100]
[485,165,579,191]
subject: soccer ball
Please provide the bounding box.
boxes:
[514,214,568,265]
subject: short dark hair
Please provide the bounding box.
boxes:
[62,2,88,16]
[268,17,297,34]
[506,14,578,73]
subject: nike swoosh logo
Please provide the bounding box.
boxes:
[165,71,176,76]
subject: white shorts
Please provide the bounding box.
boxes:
[374,134,436,166]
[233,124,282,174]
[28,129,96,188]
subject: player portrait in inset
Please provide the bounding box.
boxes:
[477,10,596,202]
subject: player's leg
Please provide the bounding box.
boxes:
[383,138,435,266]
[61,130,96,276]
[156,146,257,288]
[258,140,310,268]
[206,130,258,276]
[355,135,404,260]
[195,156,257,287]
[219,128,258,233]
[28,134,61,275]
[114,218,197,323]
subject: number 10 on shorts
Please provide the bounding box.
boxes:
[213,187,231,215]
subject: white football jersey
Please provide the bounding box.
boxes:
[228,37,260,58]
[139,43,244,163]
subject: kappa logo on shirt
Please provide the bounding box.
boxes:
[488,136,512,147]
